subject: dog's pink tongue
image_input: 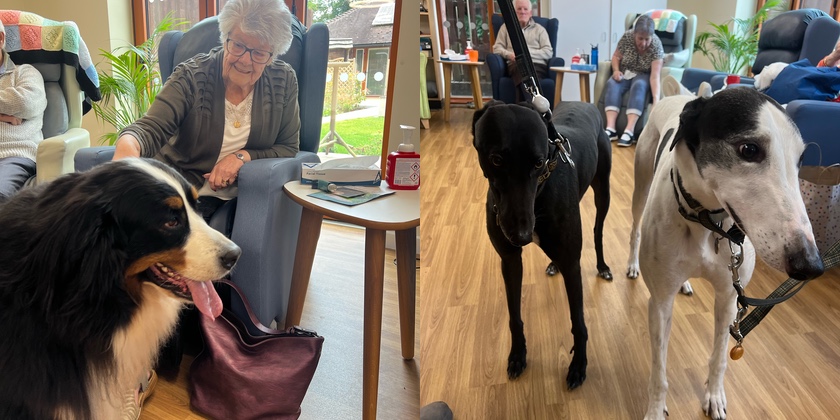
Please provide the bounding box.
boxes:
[186,281,223,320]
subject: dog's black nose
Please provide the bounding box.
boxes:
[220,246,241,270]
[785,243,824,281]
[509,231,533,247]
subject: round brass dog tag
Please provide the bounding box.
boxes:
[730,344,744,360]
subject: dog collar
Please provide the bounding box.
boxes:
[670,169,745,245]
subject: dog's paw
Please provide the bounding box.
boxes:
[545,262,558,276]
[626,264,641,279]
[597,266,613,281]
[642,406,669,420]
[507,348,527,379]
[703,387,727,419]
[680,281,694,296]
[566,352,588,390]
[566,366,587,390]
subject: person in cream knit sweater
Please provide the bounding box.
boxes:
[0,20,47,202]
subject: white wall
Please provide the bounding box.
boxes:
[3,0,134,145]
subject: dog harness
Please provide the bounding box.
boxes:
[670,168,839,360]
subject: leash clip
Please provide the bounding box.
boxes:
[551,137,575,169]
[728,241,747,360]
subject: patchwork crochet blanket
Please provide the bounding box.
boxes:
[644,9,687,34]
[0,10,101,111]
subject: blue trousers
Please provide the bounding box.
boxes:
[0,157,36,203]
[604,72,651,116]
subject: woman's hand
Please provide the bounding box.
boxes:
[824,40,840,67]
[612,70,623,82]
[203,152,248,191]
[113,135,142,160]
[0,114,22,125]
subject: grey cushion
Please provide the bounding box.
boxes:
[31,63,68,138]
[42,82,68,138]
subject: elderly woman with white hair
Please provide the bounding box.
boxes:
[114,0,298,226]
[0,20,47,202]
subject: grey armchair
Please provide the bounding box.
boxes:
[74,16,329,327]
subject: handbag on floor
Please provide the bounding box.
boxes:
[189,280,324,420]
[799,165,840,253]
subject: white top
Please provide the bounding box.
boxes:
[197,91,253,199]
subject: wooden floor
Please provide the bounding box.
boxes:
[141,223,420,420]
[419,105,840,419]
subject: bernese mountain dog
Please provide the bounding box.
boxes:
[0,158,241,419]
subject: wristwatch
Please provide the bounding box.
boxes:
[234,153,246,162]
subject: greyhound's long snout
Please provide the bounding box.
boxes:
[785,238,824,280]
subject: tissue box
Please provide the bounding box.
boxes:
[571,64,597,72]
[301,156,382,186]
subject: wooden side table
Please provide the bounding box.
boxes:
[436,59,484,122]
[550,66,597,103]
[283,182,420,420]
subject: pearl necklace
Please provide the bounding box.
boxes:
[226,93,254,129]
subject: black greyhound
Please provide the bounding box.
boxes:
[472,100,612,389]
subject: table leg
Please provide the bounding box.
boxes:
[579,73,591,103]
[284,207,323,329]
[443,63,452,122]
[469,65,483,110]
[395,227,417,360]
[363,228,386,420]
[554,71,564,104]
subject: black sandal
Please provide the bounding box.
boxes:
[604,128,618,141]
[617,131,635,147]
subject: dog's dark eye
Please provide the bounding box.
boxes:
[164,217,180,229]
[535,159,545,169]
[738,143,760,161]
[490,154,503,167]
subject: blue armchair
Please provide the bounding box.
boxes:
[75,16,329,326]
[486,14,564,108]
[682,9,840,92]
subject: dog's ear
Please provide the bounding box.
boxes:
[672,96,707,153]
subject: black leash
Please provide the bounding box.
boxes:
[496,0,573,171]
[669,168,838,359]
[731,240,840,346]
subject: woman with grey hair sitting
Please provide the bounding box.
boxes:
[0,20,47,201]
[113,0,299,226]
[603,14,664,147]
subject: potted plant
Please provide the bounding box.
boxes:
[91,14,187,145]
[694,0,787,75]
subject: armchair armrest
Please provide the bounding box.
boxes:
[231,152,320,326]
[547,57,564,68]
[787,100,840,166]
[593,60,612,105]
[682,68,724,92]
[74,146,115,172]
[36,128,91,184]
[486,53,506,99]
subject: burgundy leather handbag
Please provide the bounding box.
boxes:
[189,280,324,420]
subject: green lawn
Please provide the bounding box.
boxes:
[319,116,385,156]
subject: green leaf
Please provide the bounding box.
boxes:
[91,12,188,145]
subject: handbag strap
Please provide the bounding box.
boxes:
[216,279,282,335]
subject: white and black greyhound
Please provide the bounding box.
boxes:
[626,89,825,419]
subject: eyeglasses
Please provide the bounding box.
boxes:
[225,39,273,64]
